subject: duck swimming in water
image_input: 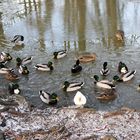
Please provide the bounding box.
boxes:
[11,35,24,45]
[118,61,128,74]
[39,90,58,105]
[5,70,19,81]
[113,70,136,82]
[115,30,124,41]
[16,56,33,66]
[71,59,82,74]
[0,52,12,63]
[18,65,29,75]
[34,61,53,71]
[63,81,84,92]
[100,62,110,76]
[94,75,116,89]
[73,91,87,107]
[8,83,21,94]
[53,50,67,59]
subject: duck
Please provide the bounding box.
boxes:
[96,91,117,101]
[73,91,87,107]
[16,56,33,66]
[8,83,21,94]
[115,30,124,41]
[0,67,13,74]
[11,35,24,45]
[18,65,29,75]
[94,75,116,89]
[78,53,96,63]
[137,84,140,91]
[100,62,110,76]
[118,61,128,74]
[39,90,58,105]
[34,61,53,71]
[71,59,82,74]
[0,52,12,62]
[53,50,67,59]
[5,70,19,81]
[63,81,84,92]
[113,70,136,82]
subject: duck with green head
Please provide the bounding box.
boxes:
[0,52,12,63]
[53,50,67,59]
[71,59,82,74]
[100,62,110,76]
[63,81,84,92]
[118,61,128,74]
[34,61,53,71]
[16,56,33,67]
[113,70,136,82]
[18,65,29,75]
[39,90,59,105]
[8,83,21,94]
[94,75,116,89]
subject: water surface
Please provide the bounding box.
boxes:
[0,0,140,111]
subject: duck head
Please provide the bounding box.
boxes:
[8,83,20,94]
[47,61,53,70]
[103,62,107,69]
[94,75,99,82]
[53,52,58,59]
[63,81,70,91]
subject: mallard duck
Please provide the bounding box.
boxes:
[8,83,21,94]
[73,91,87,107]
[0,67,13,74]
[11,35,24,45]
[18,65,29,75]
[53,50,67,59]
[94,75,116,89]
[96,91,117,101]
[78,53,96,63]
[115,30,124,41]
[118,61,128,74]
[16,56,33,66]
[113,70,136,82]
[39,90,58,105]
[63,81,84,92]
[5,71,19,81]
[100,62,110,76]
[34,61,53,71]
[0,52,12,62]
[137,84,140,91]
[71,59,82,74]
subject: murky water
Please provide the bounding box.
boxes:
[0,0,140,111]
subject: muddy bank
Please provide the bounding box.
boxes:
[0,96,140,140]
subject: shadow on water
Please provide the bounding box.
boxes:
[0,0,140,111]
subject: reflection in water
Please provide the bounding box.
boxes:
[1,0,140,110]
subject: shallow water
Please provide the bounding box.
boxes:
[0,0,140,111]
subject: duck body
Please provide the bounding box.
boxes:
[0,52,12,62]
[53,50,67,59]
[34,62,53,71]
[0,68,13,74]
[100,62,110,76]
[96,91,116,101]
[39,90,58,105]
[78,53,96,63]
[118,61,128,74]
[5,71,19,81]
[71,60,82,73]
[11,35,24,45]
[115,30,124,41]
[94,75,116,89]
[16,56,33,66]
[18,65,29,75]
[63,81,84,92]
[113,70,136,82]
[73,91,86,107]
[8,83,21,94]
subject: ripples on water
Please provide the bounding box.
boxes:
[0,0,140,111]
